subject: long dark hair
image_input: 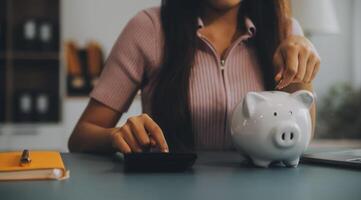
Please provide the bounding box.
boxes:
[151,0,291,151]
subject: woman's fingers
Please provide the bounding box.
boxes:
[276,45,299,89]
[274,36,321,89]
[150,137,157,147]
[273,48,285,82]
[111,114,168,154]
[310,59,321,82]
[142,114,169,153]
[127,116,151,149]
[304,54,319,83]
[295,46,310,82]
[112,131,132,154]
[121,125,143,153]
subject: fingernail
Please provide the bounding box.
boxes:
[275,74,281,81]
[277,84,284,90]
[163,148,169,153]
[276,80,283,89]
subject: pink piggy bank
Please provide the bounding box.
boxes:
[230,90,315,168]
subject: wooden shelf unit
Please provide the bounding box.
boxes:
[0,0,61,123]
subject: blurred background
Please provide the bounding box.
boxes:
[0,0,360,152]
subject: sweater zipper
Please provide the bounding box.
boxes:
[217,39,246,147]
[219,58,228,146]
[198,34,244,146]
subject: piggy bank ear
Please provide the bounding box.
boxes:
[243,92,268,118]
[291,90,314,109]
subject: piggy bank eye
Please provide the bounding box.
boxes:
[273,112,278,116]
[289,111,293,115]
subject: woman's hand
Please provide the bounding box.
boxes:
[110,114,169,154]
[273,35,321,89]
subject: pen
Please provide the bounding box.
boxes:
[20,149,31,167]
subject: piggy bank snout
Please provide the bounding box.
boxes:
[272,122,301,149]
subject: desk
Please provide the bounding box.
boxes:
[1,151,361,200]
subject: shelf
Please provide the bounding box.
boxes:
[12,62,60,90]
[1,0,61,124]
[12,0,59,22]
[0,121,62,126]
[65,96,90,100]
[11,51,59,60]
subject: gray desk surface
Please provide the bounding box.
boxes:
[1,149,361,200]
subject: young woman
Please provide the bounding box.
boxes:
[68,0,320,153]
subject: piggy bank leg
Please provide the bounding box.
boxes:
[283,158,300,168]
[251,158,271,168]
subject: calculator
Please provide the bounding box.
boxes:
[123,152,197,172]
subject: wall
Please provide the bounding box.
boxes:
[352,0,361,87]
[308,0,360,98]
[62,0,161,56]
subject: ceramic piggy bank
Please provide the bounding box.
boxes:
[230,90,314,168]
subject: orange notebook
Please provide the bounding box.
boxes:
[0,151,69,181]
